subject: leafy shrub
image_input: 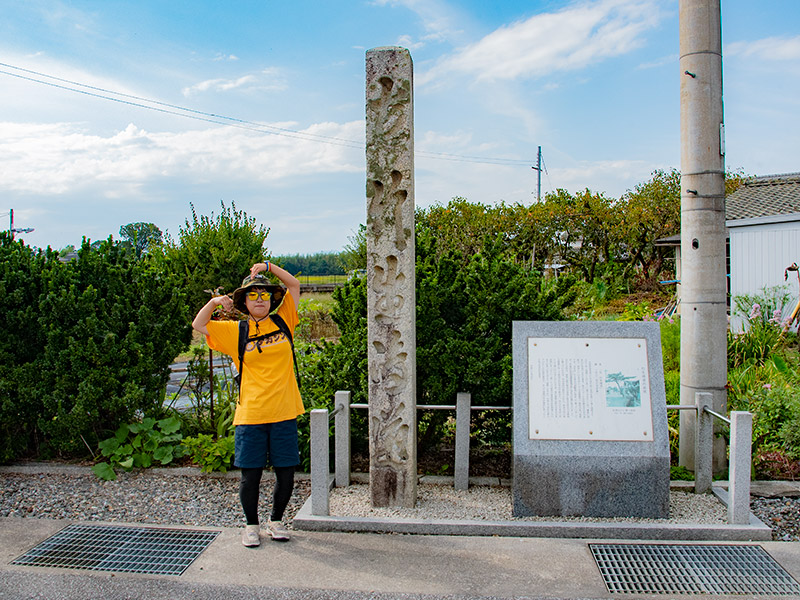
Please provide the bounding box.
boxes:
[159,200,269,315]
[728,323,784,368]
[92,416,187,480]
[0,236,191,461]
[729,384,800,459]
[0,233,50,462]
[616,301,653,321]
[659,317,680,372]
[183,434,235,473]
[415,234,576,447]
[753,450,800,480]
[297,231,578,456]
[670,465,694,481]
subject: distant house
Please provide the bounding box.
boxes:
[655,173,800,329]
[727,173,800,330]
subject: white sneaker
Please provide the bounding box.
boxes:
[266,519,290,541]
[242,524,260,547]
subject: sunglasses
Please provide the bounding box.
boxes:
[247,290,271,301]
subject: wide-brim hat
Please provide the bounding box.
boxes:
[232,274,285,314]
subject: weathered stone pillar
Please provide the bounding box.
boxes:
[365,47,417,507]
[678,0,728,473]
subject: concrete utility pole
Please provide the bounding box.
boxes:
[9,209,34,239]
[531,146,542,201]
[678,0,728,472]
[365,47,417,508]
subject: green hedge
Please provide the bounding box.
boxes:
[296,233,578,455]
[0,234,191,462]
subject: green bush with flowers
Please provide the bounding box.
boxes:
[648,287,800,478]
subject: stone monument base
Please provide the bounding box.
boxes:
[513,453,670,518]
[512,320,671,520]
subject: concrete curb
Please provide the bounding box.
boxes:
[292,493,773,541]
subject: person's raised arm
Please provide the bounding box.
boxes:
[250,261,300,304]
[192,295,233,336]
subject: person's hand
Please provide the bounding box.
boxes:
[249,262,269,278]
[213,295,234,311]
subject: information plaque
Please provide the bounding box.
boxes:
[528,337,654,441]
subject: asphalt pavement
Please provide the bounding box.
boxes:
[2,515,800,600]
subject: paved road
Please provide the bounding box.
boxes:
[2,517,800,600]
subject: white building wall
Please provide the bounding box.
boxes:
[728,219,800,331]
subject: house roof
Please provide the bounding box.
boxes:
[655,173,800,244]
[726,172,800,221]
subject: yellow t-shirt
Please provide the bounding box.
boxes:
[205,293,305,425]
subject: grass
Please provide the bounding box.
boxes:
[298,292,337,311]
[297,274,347,284]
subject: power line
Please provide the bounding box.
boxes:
[0,64,362,149]
[0,61,537,166]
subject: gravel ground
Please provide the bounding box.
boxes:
[330,484,728,524]
[752,496,800,541]
[1,470,798,541]
[0,471,310,529]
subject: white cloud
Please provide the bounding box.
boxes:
[419,0,662,86]
[373,0,462,48]
[552,159,656,196]
[0,52,141,98]
[0,120,365,196]
[182,68,287,96]
[727,36,800,61]
[396,34,425,51]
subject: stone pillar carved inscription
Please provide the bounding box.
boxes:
[365,47,416,508]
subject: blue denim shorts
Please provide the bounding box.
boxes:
[234,419,300,469]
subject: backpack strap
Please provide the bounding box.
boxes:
[235,319,249,389]
[234,316,301,390]
[269,314,301,389]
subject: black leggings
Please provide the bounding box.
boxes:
[239,466,295,525]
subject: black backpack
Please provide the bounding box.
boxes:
[235,315,300,389]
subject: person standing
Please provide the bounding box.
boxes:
[192,261,303,546]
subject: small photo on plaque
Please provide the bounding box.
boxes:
[605,371,642,408]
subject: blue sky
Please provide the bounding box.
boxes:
[1,0,798,255]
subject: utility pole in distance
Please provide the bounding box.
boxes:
[531,146,542,201]
[9,209,35,239]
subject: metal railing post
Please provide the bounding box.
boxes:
[455,392,471,491]
[334,390,351,487]
[694,392,713,494]
[310,408,330,516]
[728,411,753,525]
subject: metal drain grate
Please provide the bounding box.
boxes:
[11,523,219,576]
[590,543,800,596]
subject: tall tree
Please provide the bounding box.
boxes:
[338,224,367,272]
[619,169,682,285]
[160,201,269,314]
[119,222,163,259]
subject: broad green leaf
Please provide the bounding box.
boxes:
[92,462,117,481]
[153,446,174,464]
[158,416,181,435]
